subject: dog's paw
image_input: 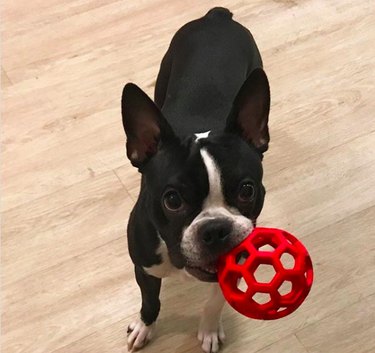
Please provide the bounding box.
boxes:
[198,319,225,353]
[127,319,155,351]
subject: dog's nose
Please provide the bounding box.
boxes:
[199,218,233,247]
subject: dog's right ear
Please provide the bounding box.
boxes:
[121,83,176,168]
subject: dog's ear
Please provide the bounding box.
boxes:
[225,68,270,154]
[121,83,176,168]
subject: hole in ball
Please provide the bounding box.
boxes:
[258,244,276,252]
[252,292,271,305]
[280,252,296,269]
[278,280,293,296]
[237,277,248,293]
[235,251,249,265]
[254,264,277,284]
[277,306,288,313]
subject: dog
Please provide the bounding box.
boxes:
[121,7,270,353]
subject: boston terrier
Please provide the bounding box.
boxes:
[121,7,270,353]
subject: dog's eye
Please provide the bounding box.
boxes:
[238,182,255,203]
[163,189,184,211]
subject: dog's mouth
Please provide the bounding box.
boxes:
[185,263,218,282]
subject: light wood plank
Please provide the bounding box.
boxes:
[1,67,12,88]
[2,238,137,353]
[297,295,375,353]
[114,164,141,202]
[1,170,133,285]
[1,122,127,211]
[259,131,375,235]
[254,335,308,353]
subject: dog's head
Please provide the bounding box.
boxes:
[121,68,270,281]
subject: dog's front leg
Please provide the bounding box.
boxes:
[198,283,226,353]
[127,265,161,351]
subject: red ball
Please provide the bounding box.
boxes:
[217,227,313,320]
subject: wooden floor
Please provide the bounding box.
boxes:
[2,0,375,352]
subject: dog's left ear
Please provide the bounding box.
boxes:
[225,68,270,154]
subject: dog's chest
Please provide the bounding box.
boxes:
[143,238,194,281]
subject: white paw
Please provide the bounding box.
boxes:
[198,319,225,353]
[127,318,155,351]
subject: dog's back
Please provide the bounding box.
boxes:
[155,7,263,137]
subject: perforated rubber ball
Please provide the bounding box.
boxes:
[217,227,313,320]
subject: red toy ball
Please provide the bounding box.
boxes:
[217,227,313,320]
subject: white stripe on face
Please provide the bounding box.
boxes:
[180,148,253,264]
[200,149,225,207]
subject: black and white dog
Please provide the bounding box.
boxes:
[121,7,270,353]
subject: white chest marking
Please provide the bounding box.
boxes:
[143,238,195,281]
[143,239,173,278]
